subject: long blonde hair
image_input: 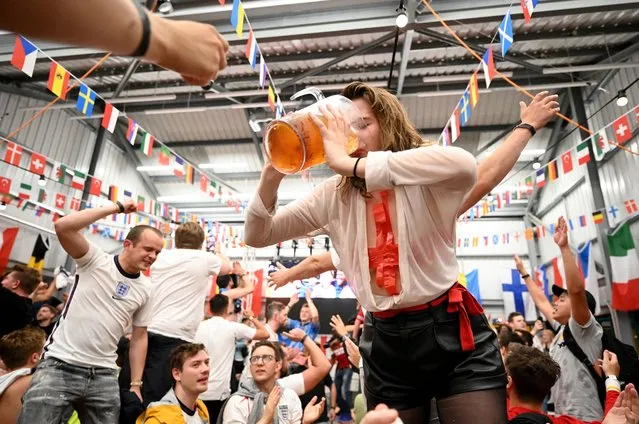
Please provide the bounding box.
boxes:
[338,82,432,198]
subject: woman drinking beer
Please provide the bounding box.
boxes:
[244,82,559,424]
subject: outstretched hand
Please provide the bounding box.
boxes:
[553,217,568,248]
[519,91,561,131]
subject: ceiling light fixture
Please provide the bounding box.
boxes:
[0,201,6,211]
[158,0,174,14]
[532,160,541,170]
[38,175,46,187]
[616,90,628,107]
[396,1,408,28]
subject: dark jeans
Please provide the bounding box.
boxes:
[334,367,353,420]
[119,332,188,406]
[18,358,120,424]
[203,399,226,423]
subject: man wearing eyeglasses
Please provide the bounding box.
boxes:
[195,294,270,422]
[222,341,305,424]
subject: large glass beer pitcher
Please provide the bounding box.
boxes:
[263,87,363,174]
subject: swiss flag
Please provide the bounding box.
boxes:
[0,177,11,194]
[89,177,102,196]
[29,152,47,175]
[561,151,573,174]
[55,193,66,209]
[612,114,632,145]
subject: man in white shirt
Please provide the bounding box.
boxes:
[195,294,270,422]
[265,301,288,342]
[135,222,232,404]
[18,199,163,424]
[222,341,304,424]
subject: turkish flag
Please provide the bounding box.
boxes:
[635,105,639,125]
[0,177,11,194]
[561,151,573,174]
[89,177,102,196]
[612,115,632,145]
[0,227,19,274]
[200,174,208,192]
[29,152,47,175]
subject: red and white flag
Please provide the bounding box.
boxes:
[3,142,22,166]
[612,114,632,145]
[101,103,120,134]
[0,177,11,195]
[29,152,47,175]
[55,193,66,209]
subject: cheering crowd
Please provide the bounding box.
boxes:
[1,2,638,423]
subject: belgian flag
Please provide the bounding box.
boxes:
[28,234,49,271]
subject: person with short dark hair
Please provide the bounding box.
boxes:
[18,199,163,424]
[514,330,534,347]
[32,303,58,337]
[265,301,288,342]
[515,217,603,421]
[505,346,633,424]
[136,343,211,424]
[0,327,46,424]
[280,289,320,350]
[222,341,306,424]
[195,293,270,422]
[0,265,41,338]
[131,221,232,405]
[508,313,527,331]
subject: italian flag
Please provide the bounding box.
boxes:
[141,133,154,156]
[607,222,639,311]
[576,141,590,165]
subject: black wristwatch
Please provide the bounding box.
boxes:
[514,122,536,137]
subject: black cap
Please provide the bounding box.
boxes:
[552,284,597,315]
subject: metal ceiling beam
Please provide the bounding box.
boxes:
[276,31,399,90]
[416,28,545,74]
[584,35,639,103]
[243,109,264,166]
[395,0,416,95]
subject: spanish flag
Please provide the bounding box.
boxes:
[47,62,70,99]
[469,72,479,108]
[267,85,276,112]
[28,234,49,271]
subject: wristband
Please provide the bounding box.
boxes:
[301,335,308,344]
[131,3,152,57]
[353,157,363,178]
[605,376,621,392]
[514,122,536,137]
[520,274,530,279]
[130,381,143,387]
[115,201,125,213]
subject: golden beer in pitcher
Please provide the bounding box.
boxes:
[264,88,363,175]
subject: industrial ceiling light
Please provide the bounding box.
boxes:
[158,0,173,14]
[486,193,494,202]
[532,159,541,170]
[396,1,408,28]
[0,201,6,211]
[38,175,46,187]
[616,90,628,107]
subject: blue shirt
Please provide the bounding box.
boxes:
[279,319,320,350]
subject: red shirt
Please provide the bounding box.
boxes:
[331,346,351,370]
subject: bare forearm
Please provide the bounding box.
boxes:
[55,204,119,233]
[1,0,142,57]
[306,298,320,321]
[257,167,285,212]
[522,275,554,323]
[331,385,337,409]
[561,246,585,293]
[129,334,148,385]
[305,338,331,372]
[458,128,531,216]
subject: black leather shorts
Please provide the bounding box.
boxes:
[360,297,506,411]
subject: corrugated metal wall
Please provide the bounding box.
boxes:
[0,92,155,273]
[535,61,639,306]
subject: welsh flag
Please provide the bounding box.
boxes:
[607,222,639,311]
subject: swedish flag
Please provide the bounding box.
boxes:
[76,84,96,116]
